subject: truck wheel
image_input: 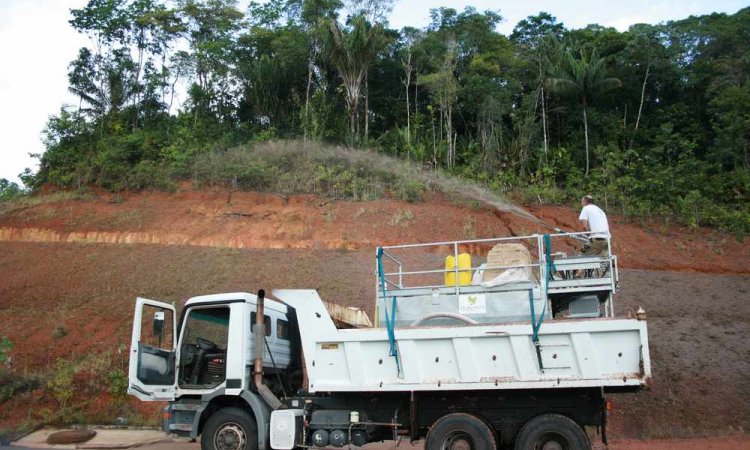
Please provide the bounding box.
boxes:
[425,413,496,450]
[201,407,258,450]
[514,414,590,450]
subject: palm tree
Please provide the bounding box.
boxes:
[323,14,385,146]
[546,46,621,176]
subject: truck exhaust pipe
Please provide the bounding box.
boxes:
[254,289,283,410]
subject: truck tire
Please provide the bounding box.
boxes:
[514,413,590,450]
[201,407,258,450]
[425,412,496,450]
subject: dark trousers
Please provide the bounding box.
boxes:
[582,239,608,257]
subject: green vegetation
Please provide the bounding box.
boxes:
[0,338,10,365]
[0,338,42,430]
[192,140,427,201]
[0,180,23,202]
[0,338,137,433]
[21,1,749,235]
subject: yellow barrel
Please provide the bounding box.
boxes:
[445,253,472,286]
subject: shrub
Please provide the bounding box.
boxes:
[129,160,179,191]
[395,179,426,203]
[106,369,128,399]
[47,359,76,410]
[0,337,11,364]
[0,370,42,403]
[0,179,23,202]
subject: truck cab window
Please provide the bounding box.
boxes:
[250,312,272,336]
[178,307,229,388]
[277,319,289,340]
[137,304,174,385]
[140,304,174,351]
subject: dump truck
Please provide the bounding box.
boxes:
[128,232,651,450]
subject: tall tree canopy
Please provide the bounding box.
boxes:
[29,2,750,235]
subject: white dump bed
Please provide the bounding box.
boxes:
[273,289,651,393]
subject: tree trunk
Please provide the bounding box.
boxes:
[405,67,411,148]
[432,115,436,167]
[538,58,548,155]
[414,76,418,120]
[133,45,144,132]
[168,65,180,115]
[630,62,650,151]
[583,102,590,176]
[364,71,369,143]
[446,104,453,168]
[305,53,313,142]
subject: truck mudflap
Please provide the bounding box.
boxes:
[239,390,272,449]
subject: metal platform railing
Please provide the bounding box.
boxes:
[376,232,618,322]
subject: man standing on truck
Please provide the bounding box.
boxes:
[579,194,610,256]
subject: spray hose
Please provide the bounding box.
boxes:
[529,234,556,372]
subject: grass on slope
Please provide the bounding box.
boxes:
[191,140,541,224]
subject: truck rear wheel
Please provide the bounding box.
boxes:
[514,414,590,450]
[201,407,258,450]
[425,413,496,450]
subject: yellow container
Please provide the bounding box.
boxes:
[445,253,472,286]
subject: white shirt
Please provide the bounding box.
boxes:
[579,204,610,239]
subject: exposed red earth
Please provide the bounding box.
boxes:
[0,189,747,443]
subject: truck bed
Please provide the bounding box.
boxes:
[273,290,651,393]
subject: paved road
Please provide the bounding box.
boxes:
[4,435,749,450]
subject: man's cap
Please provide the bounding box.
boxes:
[582,195,594,203]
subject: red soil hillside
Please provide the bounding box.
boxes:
[0,189,748,440]
[0,189,747,274]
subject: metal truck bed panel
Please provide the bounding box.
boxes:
[378,284,551,327]
[273,290,651,393]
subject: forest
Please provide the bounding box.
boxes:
[6,0,750,234]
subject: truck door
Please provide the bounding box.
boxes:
[128,297,176,401]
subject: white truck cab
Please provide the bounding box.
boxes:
[129,292,293,402]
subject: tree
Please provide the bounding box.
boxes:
[616,23,671,152]
[323,14,385,145]
[546,44,621,175]
[236,23,309,131]
[179,0,244,125]
[297,0,342,141]
[511,12,565,156]
[0,179,23,201]
[67,47,137,123]
[343,0,394,141]
[399,27,421,147]
[421,35,458,168]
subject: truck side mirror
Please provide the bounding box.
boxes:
[153,311,165,338]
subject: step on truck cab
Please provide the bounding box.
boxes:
[129,233,651,450]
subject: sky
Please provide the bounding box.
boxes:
[0,0,746,186]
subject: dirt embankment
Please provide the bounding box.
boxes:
[0,190,747,274]
[0,190,748,439]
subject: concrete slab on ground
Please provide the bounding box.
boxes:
[12,428,169,449]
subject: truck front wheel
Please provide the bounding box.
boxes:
[514,414,590,450]
[425,413,496,450]
[201,407,258,450]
